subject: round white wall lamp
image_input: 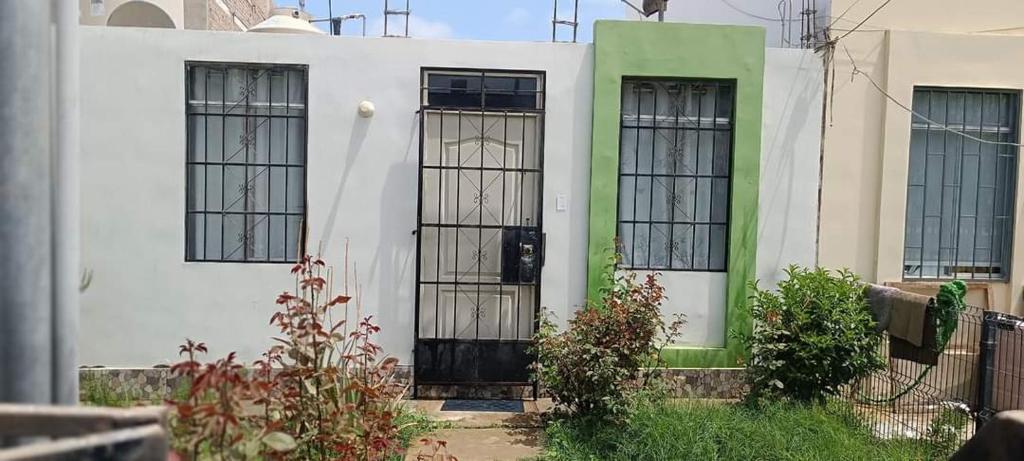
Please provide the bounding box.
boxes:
[357,100,375,118]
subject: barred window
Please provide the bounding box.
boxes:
[903,88,1019,280]
[425,72,542,110]
[185,63,307,263]
[617,79,733,271]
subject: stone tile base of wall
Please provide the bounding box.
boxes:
[80,368,187,403]
[661,368,749,399]
[415,384,537,400]
[79,367,746,403]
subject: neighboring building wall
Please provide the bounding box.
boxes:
[80,0,184,28]
[80,0,271,31]
[78,27,594,367]
[193,0,273,31]
[820,1,1024,314]
[829,0,1024,35]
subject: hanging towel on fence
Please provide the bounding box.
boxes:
[865,284,899,332]
[888,291,940,366]
[890,310,940,365]
[887,290,933,347]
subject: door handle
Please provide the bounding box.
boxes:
[541,233,546,267]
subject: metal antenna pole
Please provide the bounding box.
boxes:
[384,0,410,37]
[314,14,368,37]
[552,0,580,43]
[551,0,557,42]
[574,0,580,41]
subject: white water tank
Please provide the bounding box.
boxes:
[248,7,324,35]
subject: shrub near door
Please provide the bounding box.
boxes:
[735,266,885,403]
[532,269,684,419]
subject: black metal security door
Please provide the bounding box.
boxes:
[414,69,545,388]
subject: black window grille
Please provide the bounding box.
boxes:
[903,87,1020,280]
[424,71,543,111]
[185,62,308,263]
[617,79,734,271]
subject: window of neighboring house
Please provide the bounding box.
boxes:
[185,62,307,263]
[903,88,1020,280]
[617,79,734,271]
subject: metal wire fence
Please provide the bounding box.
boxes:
[833,305,1024,457]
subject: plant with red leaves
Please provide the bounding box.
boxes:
[413,438,457,461]
[167,253,437,460]
[532,260,685,420]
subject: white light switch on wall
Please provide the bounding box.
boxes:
[555,194,568,212]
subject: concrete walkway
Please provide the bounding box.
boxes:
[405,399,552,461]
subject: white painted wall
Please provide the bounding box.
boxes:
[757,48,822,285]
[78,27,822,365]
[652,47,824,347]
[78,27,594,367]
[626,0,831,48]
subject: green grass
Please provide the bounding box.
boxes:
[540,401,932,461]
[392,406,452,461]
[79,373,133,407]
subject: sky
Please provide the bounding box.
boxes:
[275,0,628,42]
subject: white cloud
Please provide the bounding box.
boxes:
[504,7,531,27]
[408,16,456,38]
[369,15,455,39]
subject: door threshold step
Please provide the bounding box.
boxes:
[441,399,525,413]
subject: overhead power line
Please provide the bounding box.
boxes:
[841,45,1024,148]
[828,0,864,28]
[832,0,891,43]
[717,0,798,22]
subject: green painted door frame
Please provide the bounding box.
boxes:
[586,21,765,368]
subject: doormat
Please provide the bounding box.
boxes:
[440,399,525,413]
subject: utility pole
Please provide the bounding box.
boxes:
[0,0,80,406]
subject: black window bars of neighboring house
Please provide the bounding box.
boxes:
[185,62,308,263]
[903,87,1020,280]
[616,78,735,272]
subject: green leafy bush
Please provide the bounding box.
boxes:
[532,270,684,419]
[735,266,885,403]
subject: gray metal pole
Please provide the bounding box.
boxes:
[0,0,56,404]
[54,0,81,406]
[975,311,999,433]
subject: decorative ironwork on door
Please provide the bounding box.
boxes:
[414,69,545,388]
